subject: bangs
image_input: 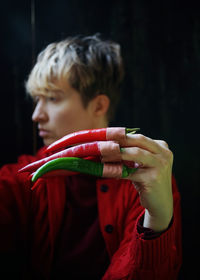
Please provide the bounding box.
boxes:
[25,41,75,96]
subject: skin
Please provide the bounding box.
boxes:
[121,134,173,232]
[31,82,109,146]
[32,81,173,232]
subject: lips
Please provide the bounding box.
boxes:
[39,128,50,138]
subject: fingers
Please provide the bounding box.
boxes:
[125,168,147,184]
[154,140,169,149]
[121,147,157,167]
[120,134,173,169]
[125,134,169,154]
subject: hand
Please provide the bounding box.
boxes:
[121,134,174,232]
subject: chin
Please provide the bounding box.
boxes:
[43,138,54,147]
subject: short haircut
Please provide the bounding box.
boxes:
[26,34,124,121]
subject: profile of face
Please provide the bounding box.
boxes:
[32,82,109,146]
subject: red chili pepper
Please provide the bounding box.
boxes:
[46,127,139,153]
[19,141,120,174]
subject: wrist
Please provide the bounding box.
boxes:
[143,208,173,232]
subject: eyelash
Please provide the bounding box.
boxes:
[48,97,57,102]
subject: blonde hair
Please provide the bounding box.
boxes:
[26,34,124,121]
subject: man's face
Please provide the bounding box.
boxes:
[31,82,97,146]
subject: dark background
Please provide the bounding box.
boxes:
[0,0,199,279]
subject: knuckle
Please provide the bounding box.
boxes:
[132,147,141,156]
[156,139,169,148]
[161,140,169,148]
[136,134,145,141]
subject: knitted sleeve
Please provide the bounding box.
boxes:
[102,176,182,280]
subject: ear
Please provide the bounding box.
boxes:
[91,94,110,117]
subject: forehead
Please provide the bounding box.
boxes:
[28,75,78,98]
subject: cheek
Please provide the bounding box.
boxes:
[53,107,80,132]
[54,109,71,127]
[48,100,93,139]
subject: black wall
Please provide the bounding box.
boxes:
[0,0,199,279]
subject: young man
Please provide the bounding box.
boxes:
[0,34,182,279]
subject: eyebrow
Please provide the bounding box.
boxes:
[48,90,64,96]
[31,89,64,98]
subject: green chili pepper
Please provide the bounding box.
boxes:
[31,157,137,182]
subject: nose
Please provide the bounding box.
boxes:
[32,100,48,123]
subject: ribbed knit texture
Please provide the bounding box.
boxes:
[0,148,182,279]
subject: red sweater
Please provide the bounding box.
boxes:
[0,149,182,279]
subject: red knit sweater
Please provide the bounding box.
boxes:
[0,149,182,279]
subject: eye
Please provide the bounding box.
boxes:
[48,96,58,102]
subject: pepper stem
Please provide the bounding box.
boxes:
[125,128,140,134]
[122,165,138,178]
